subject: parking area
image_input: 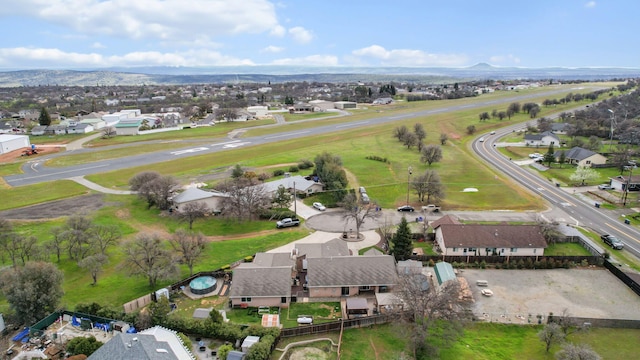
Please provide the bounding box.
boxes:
[462,269,640,323]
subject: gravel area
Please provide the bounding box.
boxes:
[0,194,107,219]
[461,269,640,323]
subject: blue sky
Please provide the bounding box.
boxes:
[0,0,637,70]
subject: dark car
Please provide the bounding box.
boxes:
[601,234,624,250]
[397,205,415,212]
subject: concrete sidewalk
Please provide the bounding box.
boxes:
[69,176,134,195]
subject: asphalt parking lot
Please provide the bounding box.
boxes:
[461,269,640,323]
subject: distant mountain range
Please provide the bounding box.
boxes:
[0,64,639,87]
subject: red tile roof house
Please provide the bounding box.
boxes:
[434,223,548,258]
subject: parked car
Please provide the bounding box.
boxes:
[421,204,441,213]
[361,193,370,204]
[598,184,613,190]
[359,186,367,194]
[601,234,624,250]
[397,205,415,212]
[312,202,326,211]
[529,153,542,158]
[276,218,300,229]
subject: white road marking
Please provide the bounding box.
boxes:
[336,121,370,129]
[170,147,209,155]
[211,140,241,146]
[223,142,250,148]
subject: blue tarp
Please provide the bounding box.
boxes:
[126,327,137,333]
[94,322,110,332]
[71,316,81,326]
[12,327,29,342]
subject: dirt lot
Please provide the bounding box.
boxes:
[462,268,640,323]
[0,194,108,219]
[0,146,61,163]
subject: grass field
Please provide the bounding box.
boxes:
[0,180,90,211]
[339,322,639,360]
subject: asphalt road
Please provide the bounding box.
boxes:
[4,86,595,187]
[472,120,640,258]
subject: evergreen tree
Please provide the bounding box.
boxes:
[391,217,413,260]
[38,107,51,126]
[544,143,555,166]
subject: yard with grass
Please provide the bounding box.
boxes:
[339,322,640,360]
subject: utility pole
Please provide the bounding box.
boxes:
[406,166,413,205]
[293,181,297,218]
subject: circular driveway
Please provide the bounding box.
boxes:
[304,209,423,232]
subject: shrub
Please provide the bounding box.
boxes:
[428,259,435,267]
[365,155,389,164]
[257,173,271,181]
[298,159,314,169]
[525,258,534,269]
[480,260,487,269]
[494,262,502,269]
[258,208,296,220]
[273,169,285,177]
[517,259,525,269]
[288,165,299,173]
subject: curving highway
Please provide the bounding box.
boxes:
[472,124,640,258]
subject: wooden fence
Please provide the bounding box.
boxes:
[280,314,395,338]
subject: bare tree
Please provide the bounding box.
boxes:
[170,229,206,276]
[48,227,66,262]
[421,145,443,166]
[413,123,426,142]
[402,132,418,149]
[217,178,270,221]
[393,125,409,142]
[178,202,209,230]
[129,172,178,210]
[79,254,109,285]
[412,170,445,203]
[61,215,93,261]
[101,126,116,138]
[439,133,448,145]
[395,275,468,358]
[122,233,179,288]
[555,343,601,360]
[88,224,122,255]
[538,323,565,353]
[129,171,161,192]
[339,193,380,238]
[0,232,23,267]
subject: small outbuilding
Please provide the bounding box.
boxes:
[346,298,369,318]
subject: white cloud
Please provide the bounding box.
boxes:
[272,55,338,66]
[351,45,468,66]
[270,25,286,37]
[2,0,282,45]
[91,42,106,49]
[261,45,284,53]
[0,47,255,67]
[489,54,521,65]
[585,1,596,8]
[288,27,313,44]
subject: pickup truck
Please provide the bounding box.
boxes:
[601,234,624,250]
[421,204,441,213]
[276,218,300,229]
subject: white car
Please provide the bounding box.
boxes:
[481,289,494,297]
[529,153,542,158]
[312,202,326,211]
[598,184,613,190]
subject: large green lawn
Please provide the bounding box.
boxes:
[340,322,639,360]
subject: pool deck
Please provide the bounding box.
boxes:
[182,277,226,300]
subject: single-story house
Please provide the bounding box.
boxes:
[290,103,314,113]
[308,100,335,111]
[0,134,30,154]
[262,175,324,196]
[171,187,228,214]
[610,174,640,192]
[295,238,351,271]
[228,266,293,308]
[46,125,67,135]
[555,147,606,167]
[305,255,397,298]
[30,125,47,136]
[550,122,570,134]
[87,325,195,360]
[524,131,560,147]
[434,224,548,257]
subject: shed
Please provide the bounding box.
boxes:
[241,336,260,353]
[346,298,369,318]
[192,308,212,319]
[0,134,30,154]
[434,262,456,286]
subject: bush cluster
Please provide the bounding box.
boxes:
[297,159,314,169]
[365,155,390,163]
[273,169,285,177]
[288,165,299,173]
[258,208,296,220]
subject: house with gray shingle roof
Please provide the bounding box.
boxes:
[434,223,547,257]
[88,326,195,360]
[261,175,323,196]
[228,266,293,308]
[171,187,228,214]
[554,146,606,167]
[306,255,398,298]
[524,131,560,147]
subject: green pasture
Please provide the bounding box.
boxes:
[30,133,88,145]
[340,322,640,360]
[0,162,23,177]
[544,242,592,256]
